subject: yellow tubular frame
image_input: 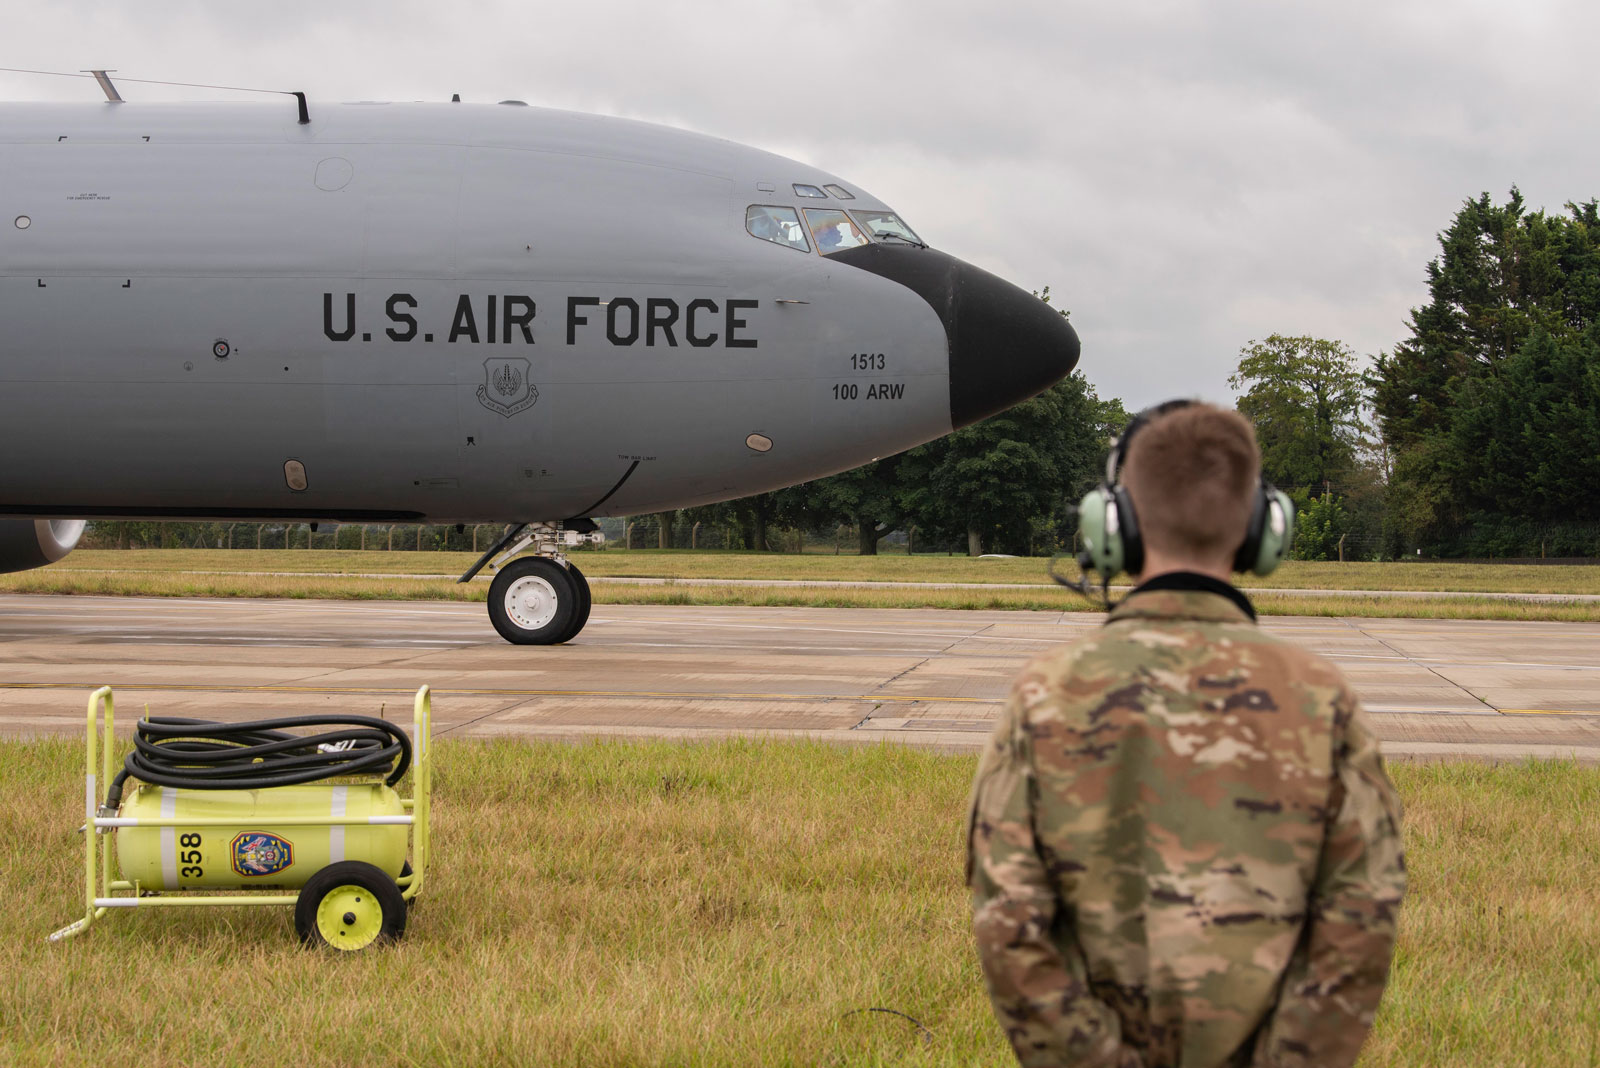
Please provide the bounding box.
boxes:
[46,685,434,942]
[398,686,431,900]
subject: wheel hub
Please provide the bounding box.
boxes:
[504,574,559,630]
[315,886,384,950]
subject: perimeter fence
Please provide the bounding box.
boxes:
[77,519,839,554]
[69,519,1600,562]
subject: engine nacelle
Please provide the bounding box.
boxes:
[0,519,86,574]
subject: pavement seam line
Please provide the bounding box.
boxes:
[434,696,545,739]
[847,704,885,731]
[864,627,983,730]
[1340,617,1499,715]
[271,649,431,687]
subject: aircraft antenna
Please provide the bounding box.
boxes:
[0,67,312,124]
[85,70,122,102]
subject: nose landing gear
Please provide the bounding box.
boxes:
[487,556,593,644]
[459,522,600,645]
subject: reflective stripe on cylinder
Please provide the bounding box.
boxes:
[117,783,406,890]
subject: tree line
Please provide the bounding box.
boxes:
[81,521,516,553]
[1231,189,1600,560]
[1372,190,1600,557]
[83,193,1600,561]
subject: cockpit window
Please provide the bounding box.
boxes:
[803,208,870,255]
[745,205,811,252]
[823,184,855,200]
[851,210,923,245]
[793,183,828,198]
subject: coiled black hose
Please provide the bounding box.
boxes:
[103,715,411,809]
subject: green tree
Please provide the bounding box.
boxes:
[677,502,740,550]
[84,521,162,549]
[1445,325,1600,525]
[786,458,904,555]
[888,289,1123,555]
[729,493,780,551]
[1292,494,1350,561]
[1371,190,1600,548]
[898,371,1121,555]
[1228,335,1367,495]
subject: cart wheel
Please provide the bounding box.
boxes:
[296,861,407,950]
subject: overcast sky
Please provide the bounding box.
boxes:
[8,1,1597,409]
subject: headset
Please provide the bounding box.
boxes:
[1055,400,1296,600]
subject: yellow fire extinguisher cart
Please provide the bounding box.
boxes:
[49,685,432,950]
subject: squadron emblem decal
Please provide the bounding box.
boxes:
[477,357,539,417]
[231,831,295,878]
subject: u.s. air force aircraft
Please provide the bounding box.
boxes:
[0,94,1080,644]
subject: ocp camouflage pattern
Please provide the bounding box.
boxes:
[967,588,1406,1067]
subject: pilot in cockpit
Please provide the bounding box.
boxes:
[747,207,787,243]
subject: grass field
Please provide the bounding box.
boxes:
[3,549,1598,621]
[3,739,1597,1066]
[35,548,1600,593]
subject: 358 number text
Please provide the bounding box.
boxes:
[179,832,204,879]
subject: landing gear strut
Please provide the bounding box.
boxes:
[459,522,601,645]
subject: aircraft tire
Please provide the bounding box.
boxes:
[488,557,578,645]
[555,562,593,643]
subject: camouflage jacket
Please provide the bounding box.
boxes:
[967,576,1405,1068]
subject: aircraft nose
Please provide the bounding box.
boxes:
[828,245,1081,428]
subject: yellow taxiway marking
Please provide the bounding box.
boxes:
[0,681,997,705]
[3,683,1589,716]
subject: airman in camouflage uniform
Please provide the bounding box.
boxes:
[967,403,1405,1068]
[968,581,1405,1066]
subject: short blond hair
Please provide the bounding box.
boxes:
[1122,403,1260,561]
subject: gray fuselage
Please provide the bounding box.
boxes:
[1,101,1077,525]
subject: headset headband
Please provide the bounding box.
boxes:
[1107,398,1196,484]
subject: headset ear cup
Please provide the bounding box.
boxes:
[1075,486,1125,578]
[1250,488,1296,576]
[1111,485,1143,577]
[1233,487,1268,573]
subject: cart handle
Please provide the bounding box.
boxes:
[406,685,431,901]
[48,686,113,941]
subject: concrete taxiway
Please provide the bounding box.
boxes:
[1,594,1597,761]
